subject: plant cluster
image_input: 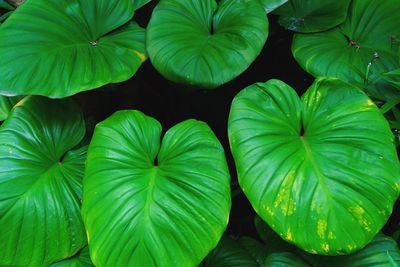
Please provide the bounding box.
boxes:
[0,0,399,266]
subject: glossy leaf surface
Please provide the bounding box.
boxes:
[147,0,268,89]
[50,246,94,267]
[292,0,400,101]
[274,0,350,33]
[82,111,231,267]
[0,96,87,266]
[0,95,22,121]
[228,78,400,255]
[0,0,146,98]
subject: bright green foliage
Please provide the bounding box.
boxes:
[82,110,231,267]
[0,95,22,121]
[204,235,267,266]
[50,247,94,267]
[292,0,400,101]
[0,0,146,98]
[147,0,268,89]
[263,252,309,267]
[0,96,87,266]
[260,0,288,13]
[274,0,350,33]
[228,78,400,255]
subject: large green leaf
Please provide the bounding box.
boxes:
[0,96,87,266]
[146,0,268,89]
[260,0,288,13]
[132,0,151,10]
[50,246,94,267]
[292,0,400,101]
[0,95,22,121]
[262,252,309,267]
[82,111,231,267]
[228,78,400,255]
[204,235,266,266]
[0,0,146,98]
[274,0,350,33]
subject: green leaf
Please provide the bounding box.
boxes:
[292,0,400,101]
[305,234,400,266]
[228,78,400,255]
[0,10,12,23]
[132,0,151,10]
[0,0,14,10]
[254,216,295,254]
[0,0,146,98]
[274,0,350,33]
[146,0,268,89]
[0,96,87,266]
[0,95,22,121]
[383,69,400,88]
[204,235,267,266]
[82,111,231,266]
[50,246,94,267]
[262,252,309,267]
[260,0,288,13]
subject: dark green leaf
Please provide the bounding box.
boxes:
[82,110,231,266]
[260,0,288,13]
[0,0,14,10]
[262,252,309,267]
[228,78,400,255]
[132,0,151,10]
[147,0,268,89]
[50,246,94,267]
[274,0,350,33]
[0,0,146,98]
[0,96,87,266]
[205,235,266,266]
[292,0,400,101]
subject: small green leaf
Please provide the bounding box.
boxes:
[292,0,400,101]
[147,0,268,89]
[0,0,146,98]
[228,78,400,255]
[0,96,87,266]
[274,0,350,33]
[82,111,231,267]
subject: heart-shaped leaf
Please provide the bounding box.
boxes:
[0,96,87,266]
[0,0,146,98]
[50,246,94,267]
[292,0,400,101]
[146,0,268,89]
[228,78,400,255]
[204,235,267,266]
[273,0,350,33]
[82,111,231,266]
[0,95,22,121]
[260,0,288,13]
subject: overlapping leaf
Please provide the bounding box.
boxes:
[292,0,400,101]
[228,78,400,255]
[147,0,268,89]
[0,95,22,121]
[0,0,146,98]
[82,111,231,266]
[0,96,87,266]
[50,246,94,267]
